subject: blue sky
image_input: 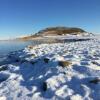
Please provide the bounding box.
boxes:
[0,0,100,39]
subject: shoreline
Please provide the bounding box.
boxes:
[0,36,94,61]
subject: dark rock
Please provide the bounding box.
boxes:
[0,66,8,71]
[89,78,100,84]
[44,58,50,63]
[30,61,36,65]
[43,82,47,91]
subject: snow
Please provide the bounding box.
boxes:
[0,36,100,100]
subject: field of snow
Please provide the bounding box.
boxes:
[0,37,100,100]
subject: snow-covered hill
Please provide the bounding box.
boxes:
[0,37,100,100]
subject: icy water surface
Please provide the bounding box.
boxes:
[0,40,35,57]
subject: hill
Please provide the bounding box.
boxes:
[17,26,90,41]
[36,26,86,36]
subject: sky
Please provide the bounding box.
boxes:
[0,0,100,39]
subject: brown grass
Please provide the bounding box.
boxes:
[58,61,72,67]
[27,45,33,50]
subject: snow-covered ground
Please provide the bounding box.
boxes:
[0,37,100,100]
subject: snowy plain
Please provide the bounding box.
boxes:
[0,36,100,100]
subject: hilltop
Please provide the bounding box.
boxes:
[36,26,86,36]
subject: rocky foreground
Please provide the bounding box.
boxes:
[0,37,100,100]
